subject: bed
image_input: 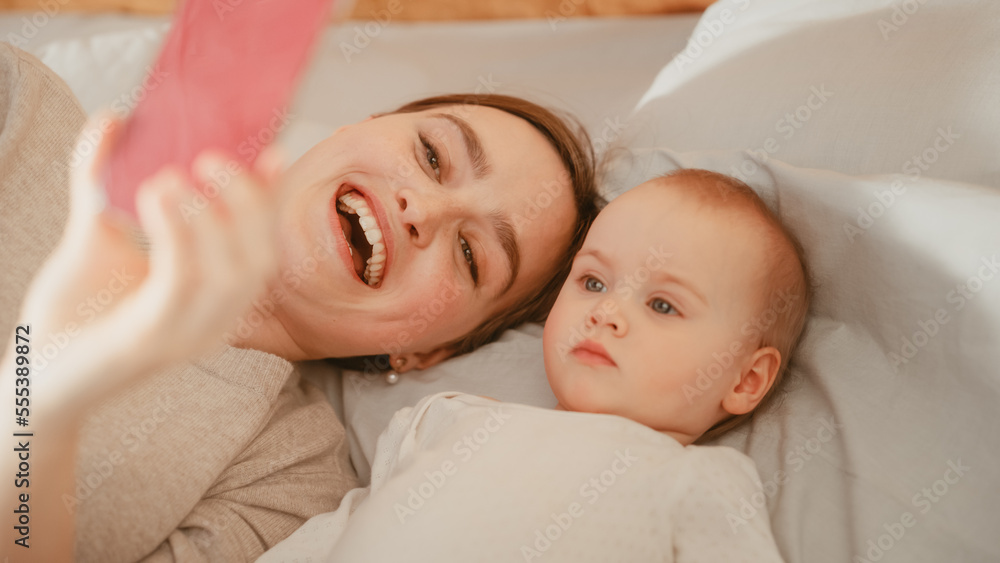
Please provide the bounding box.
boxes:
[3,0,998,561]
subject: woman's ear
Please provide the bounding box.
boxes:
[721,346,782,416]
[393,347,456,372]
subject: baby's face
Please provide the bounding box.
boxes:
[542,179,768,443]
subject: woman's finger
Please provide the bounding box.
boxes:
[193,151,280,278]
[66,111,125,236]
[187,178,244,302]
[180,160,272,354]
[132,167,195,328]
[188,153,260,288]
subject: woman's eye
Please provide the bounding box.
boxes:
[583,276,606,293]
[649,298,676,315]
[419,134,441,181]
[460,236,478,284]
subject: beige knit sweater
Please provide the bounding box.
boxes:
[0,44,359,562]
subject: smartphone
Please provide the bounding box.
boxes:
[104,0,334,220]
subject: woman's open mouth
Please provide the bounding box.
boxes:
[334,189,387,287]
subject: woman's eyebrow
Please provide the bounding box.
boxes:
[429,113,492,180]
[490,209,521,297]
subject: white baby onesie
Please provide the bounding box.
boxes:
[258,392,784,563]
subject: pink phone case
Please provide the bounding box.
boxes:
[105,0,334,220]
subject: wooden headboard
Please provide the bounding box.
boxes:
[0,0,711,19]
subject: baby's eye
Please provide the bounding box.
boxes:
[583,276,606,293]
[649,298,676,315]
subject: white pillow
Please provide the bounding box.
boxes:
[611,0,1000,194]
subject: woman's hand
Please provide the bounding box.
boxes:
[2,111,286,562]
[16,111,285,419]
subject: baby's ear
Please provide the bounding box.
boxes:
[721,347,781,416]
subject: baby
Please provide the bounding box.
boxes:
[544,168,810,446]
[259,169,809,563]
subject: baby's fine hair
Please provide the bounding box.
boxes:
[653,169,812,443]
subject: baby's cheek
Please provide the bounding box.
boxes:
[557,376,601,414]
[543,303,574,354]
[641,345,719,399]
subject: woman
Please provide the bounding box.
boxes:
[0,44,600,561]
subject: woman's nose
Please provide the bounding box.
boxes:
[585,299,628,337]
[395,186,447,248]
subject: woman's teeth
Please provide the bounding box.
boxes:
[337,190,387,286]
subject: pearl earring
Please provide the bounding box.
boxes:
[385,356,407,384]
